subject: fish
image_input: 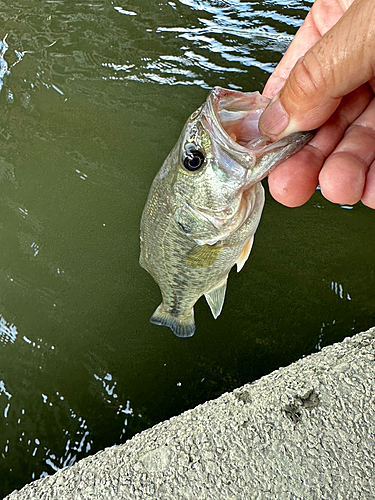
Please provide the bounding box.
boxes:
[140,86,313,338]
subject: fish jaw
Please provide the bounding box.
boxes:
[170,89,270,243]
[246,130,315,183]
[205,86,314,183]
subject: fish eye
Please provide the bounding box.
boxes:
[183,150,205,172]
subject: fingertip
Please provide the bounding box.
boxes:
[319,153,366,205]
[361,162,375,209]
[361,198,375,210]
[268,148,320,207]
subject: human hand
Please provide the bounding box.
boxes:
[259,0,375,209]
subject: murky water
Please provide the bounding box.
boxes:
[0,0,374,496]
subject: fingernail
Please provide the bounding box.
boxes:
[260,95,289,137]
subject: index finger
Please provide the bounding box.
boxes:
[263,0,349,98]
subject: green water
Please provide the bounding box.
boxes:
[0,0,374,496]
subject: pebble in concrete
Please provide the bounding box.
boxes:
[5,327,375,500]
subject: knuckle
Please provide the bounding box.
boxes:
[292,50,329,99]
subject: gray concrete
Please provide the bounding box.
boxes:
[6,327,375,500]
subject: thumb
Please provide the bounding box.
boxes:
[259,0,375,140]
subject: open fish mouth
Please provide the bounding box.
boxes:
[203,86,315,175]
[205,86,273,156]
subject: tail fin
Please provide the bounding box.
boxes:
[150,304,195,338]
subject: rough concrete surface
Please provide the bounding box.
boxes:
[5,327,375,500]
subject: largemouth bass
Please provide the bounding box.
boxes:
[140,87,313,338]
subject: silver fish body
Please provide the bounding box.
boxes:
[140,87,313,338]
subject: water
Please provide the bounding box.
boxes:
[0,0,374,496]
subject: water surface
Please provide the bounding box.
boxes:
[1,0,374,496]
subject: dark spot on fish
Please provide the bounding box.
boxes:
[177,221,189,233]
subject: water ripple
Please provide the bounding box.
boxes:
[0,315,18,344]
[0,35,10,91]
[103,0,309,89]
[0,0,310,103]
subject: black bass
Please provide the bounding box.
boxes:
[140,87,313,338]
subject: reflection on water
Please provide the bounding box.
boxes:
[0,35,10,91]
[104,0,300,87]
[0,316,18,344]
[330,281,352,301]
[0,0,374,497]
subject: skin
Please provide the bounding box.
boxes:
[258,0,375,208]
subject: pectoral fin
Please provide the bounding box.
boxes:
[185,243,223,268]
[236,236,254,272]
[205,277,228,319]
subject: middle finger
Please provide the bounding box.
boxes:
[319,94,375,205]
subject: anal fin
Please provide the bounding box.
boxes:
[236,236,254,272]
[205,277,228,319]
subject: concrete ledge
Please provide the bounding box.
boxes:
[6,327,375,500]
